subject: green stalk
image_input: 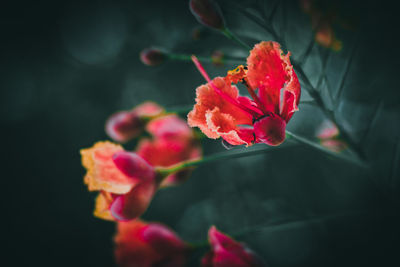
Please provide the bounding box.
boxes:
[221,27,252,50]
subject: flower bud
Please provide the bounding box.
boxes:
[115,220,189,267]
[189,0,225,30]
[253,115,286,146]
[140,223,188,253]
[112,151,155,181]
[140,48,166,66]
[105,111,142,143]
[110,181,157,221]
[202,226,265,267]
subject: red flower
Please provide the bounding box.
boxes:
[188,41,301,146]
[137,115,202,186]
[106,102,164,143]
[115,220,189,267]
[202,226,264,267]
[80,142,157,221]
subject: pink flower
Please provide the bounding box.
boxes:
[202,226,264,267]
[188,41,301,146]
[115,220,189,267]
[106,102,164,143]
[137,115,202,187]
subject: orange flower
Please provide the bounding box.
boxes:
[81,141,157,221]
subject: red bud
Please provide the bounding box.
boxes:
[253,115,286,146]
[140,48,166,66]
[110,181,157,221]
[105,111,142,143]
[112,151,155,181]
[189,0,225,30]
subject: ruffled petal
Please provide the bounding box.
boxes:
[246,41,300,121]
[205,107,253,146]
[80,141,137,194]
[188,77,252,139]
[93,192,114,221]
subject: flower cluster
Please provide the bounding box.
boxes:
[114,220,264,267]
[188,41,301,147]
[81,103,201,221]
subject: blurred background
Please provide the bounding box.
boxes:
[1,0,399,266]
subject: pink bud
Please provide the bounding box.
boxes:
[140,223,188,253]
[110,181,157,221]
[189,0,225,30]
[253,115,286,146]
[140,48,166,66]
[105,111,142,143]
[112,151,155,181]
[203,226,265,267]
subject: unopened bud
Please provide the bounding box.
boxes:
[189,0,225,30]
[140,48,166,66]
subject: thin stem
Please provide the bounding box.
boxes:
[286,130,367,167]
[221,27,251,50]
[157,144,281,177]
[157,129,367,178]
[168,53,244,64]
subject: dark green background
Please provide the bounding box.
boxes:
[2,0,400,266]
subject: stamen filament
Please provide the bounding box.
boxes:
[191,55,262,117]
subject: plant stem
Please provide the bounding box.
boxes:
[157,144,281,177]
[157,130,366,178]
[168,53,244,64]
[221,27,252,50]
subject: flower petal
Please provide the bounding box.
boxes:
[110,181,157,221]
[146,115,193,142]
[93,192,114,221]
[188,77,252,139]
[247,41,300,121]
[112,151,155,182]
[80,141,137,194]
[205,107,253,146]
[140,223,188,253]
[253,115,286,146]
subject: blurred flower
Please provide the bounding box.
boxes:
[202,226,265,267]
[137,114,202,187]
[211,50,224,66]
[316,120,347,152]
[299,0,342,51]
[81,142,157,221]
[188,41,300,147]
[106,102,164,143]
[115,220,189,267]
[83,114,202,221]
[189,0,225,30]
[140,48,167,66]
